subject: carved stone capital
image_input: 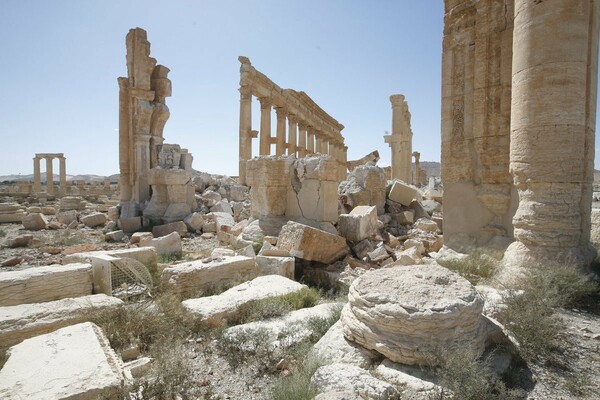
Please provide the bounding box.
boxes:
[258,97,272,110]
[288,114,298,124]
[239,85,253,99]
[275,107,287,119]
[390,94,405,106]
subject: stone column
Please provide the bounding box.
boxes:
[259,97,272,156]
[45,156,54,196]
[413,152,422,187]
[298,122,307,157]
[275,107,287,156]
[341,146,348,181]
[238,86,253,184]
[506,0,600,266]
[307,127,315,154]
[385,94,412,183]
[315,134,324,154]
[33,156,41,193]
[134,134,151,203]
[288,115,298,156]
[59,156,67,197]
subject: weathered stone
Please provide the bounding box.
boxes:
[40,206,56,215]
[313,391,362,400]
[310,363,399,400]
[139,231,181,255]
[341,264,486,366]
[1,257,22,267]
[104,230,125,242]
[0,264,92,307]
[375,359,439,395]
[256,255,295,279]
[22,213,47,231]
[338,164,387,215]
[201,190,222,207]
[392,247,423,266]
[210,200,233,215]
[388,181,418,207]
[352,239,374,259]
[0,322,124,399]
[6,234,33,248]
[59,196,86,212]
[81,212,107,228]
[130,231,153,244]
[64,247,158,275]
[152,221,187,237]
[210,211,235,232]
[338,205,378,243]
[366,246,389,263]
[277,221,348,264]
[0,295,122,351]
[392,210,414,226]
[258,242,291,257]
[183,212,204,232]
[420,199,442,215]
[182,275,305,325]
[118,216,142,233]
[0,203,26,223]
[162,255,257,298]
[107,206,119,222]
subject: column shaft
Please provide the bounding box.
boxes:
[307,127,315,154]
[46,157,54,195]
[33,157,41,193]
[298,123,307,157]
[59,157,67,196]
[259,97,272,156]
[238,87,253,184]
[288,115,298,156]
[275,107,287,156]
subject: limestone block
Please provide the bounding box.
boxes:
[374,359,439,394]
[338,164,387,215]
[6,234,33,248]
[403,239,426,255]
[107,206,119,222]
[258,242,291,257]
[287,180,340,223]
[0,322,124,399]
[22,213,47,230]
[210,200,233,215]
[59,196,86,211]
[183,212,204,232]
[130,232,153,243]
[392,247,423,266]
[388,181,418,206]
[64,247,158,273]
[81,212,107,228]
[366,246,389,263]
[139,231,181,255]
[311,320,379,369]
[210,211,235,232]
[236,244,256,258]
[338,205,378,243]
[413,217,439,233]
[352,239,374,259]
[152,221,187,237]
[182,275,305,325]
[0,263,92,307]
[277,221,348,264]
[28,206,42,213]
[0,295,122,351]
[162,255,258,298]
[0,211,26,224]
[104,230,125,242]
[118,216,142,233]
[256,255,295,279]
[41,206,56,215]
[420,199,442,215]
[310,363,399,400]
[201,190,222,207]
[341,265,486,366]
[224,303,342,350]
[57,210,78,225]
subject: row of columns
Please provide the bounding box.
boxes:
[32,154,67,196]
[239,89,347,184]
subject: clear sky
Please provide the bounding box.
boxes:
[1,1,596,177]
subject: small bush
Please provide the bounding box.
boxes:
[437,250,500,284]
[52,231,85,247]
[158,252,184,264]
[271,354,322,400]
[307,304,343,343]
[0,229,6,238]
[235,287,320,324]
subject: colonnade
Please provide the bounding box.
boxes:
[32,153,66,196]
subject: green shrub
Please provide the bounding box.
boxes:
[271,354,322,400]
[436,250,500,284]
[158,252,184,264]
[235,287,320,324]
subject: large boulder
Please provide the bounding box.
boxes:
[139,231,182,256]
[341,264,486,366]
[310,363,399,400]
[338,205,378,243]
[81,212,107,228]
[338,163,387,215]
[388,181,419,207]
[277,221,348,264]
[22,213,47,231]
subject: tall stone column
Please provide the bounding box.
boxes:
[298,122,307,157]
[33,156,41,193]
[59,156,67,197]
[275,107,287,156]
[238,86,253,184]
[45,157,54,196]
[307,127,315,154]
[315,135,324,154]
[259,97,272,156]
[288,115,298,156]
[385,94,412,182]
[134,134,151,204]
[506,0,599,266]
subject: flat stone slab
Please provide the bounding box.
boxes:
[183,275,306,325]
[341,264,485,366]
[388,181,419,206]
[162,255,258,298]
[224,303,343,350]
[64,247,157,271]
[0,322,124,400]
[0,294,123,350]
[277,221,348,264]
[0,263,92,307]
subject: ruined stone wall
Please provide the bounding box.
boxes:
[441,0,517,249]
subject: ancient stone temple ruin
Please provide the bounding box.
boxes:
[32,153,67,197]
[117,28,195,224]
[442,0,599,266]
[384,94,413,183]
[237,57,348,185]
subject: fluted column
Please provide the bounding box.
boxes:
[307,127,315,154]
[45,156,54,196]
[275,107,287,156]
[288,115,298,156]
[33,156,41,193]
[238,86,253,184]
[298,122,307,157]
[59,156,67,197]
[506,0,600,266]
[259,97,272,156]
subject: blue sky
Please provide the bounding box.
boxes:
[3,1,593,178]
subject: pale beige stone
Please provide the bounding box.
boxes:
[22,212,47,230]
[388,181,418,207]
[0,322,124,400]
[277,221,348,264]
[338,205,378,243]
[130,231,153,243]
[57,210,78,225]
[338,164,387,215]
[255,255,295,279]
[152,220,187,237]
[139,231,182,255]
[384,94,413,183]
[310,363,399,400]
[81,212,107,228]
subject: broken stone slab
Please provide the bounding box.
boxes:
[182,275,306,325]
[0,263,92,307]
[388,181,419,207]
[64,247,157,271]
[59,196,86,212]
[123,356,153,379]
[256,255,295,279]
[0,294,123,351]
[338,205,378,243]
[0,203,26,223]
[366,245,389,263]
[310,363,399,400]
[392,247,423,266]
[6,234,33,248]
[258,241,291,257]
[118,216,142,233]
[311,320,380,369]
[392,210,414,225]
[0,322,124,400]
[341,265,486,366]
[210,200,233,215]
[338,164,388,215]
[420,199,442,215]
[277,221,348,264]
[22,213,47,231]
[152,221,187,237]
[413,217,440,233]
[41,206,56,215]
[81,212,107,228]
[139,231,182,255]
[1,257,22,267]
[210,211,235,232]
[57,210,78,225]
[162,255,258,298]
[352,239,375,259]
[130,231,153,244]
[374,359,439,395]
[183,212,204,232]
[223,303,343,351]
[105,230,125,242]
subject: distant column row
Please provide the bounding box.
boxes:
[32,153,67,197]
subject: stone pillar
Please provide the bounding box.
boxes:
[385,94,412,183]
[134,134,151,203]
[33,156,41,193]
[59,156,67,197]
[298,122,307,157]
[307,127,315,154]
[275,107,287,156]
[259,97,272,156]
[288,115,298,156]
[341,146,348,181]
[238,86,253,184]
[506,0,599,266]
[45,156,54,196]
[315,135,324,154]
[413,152,422,187]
